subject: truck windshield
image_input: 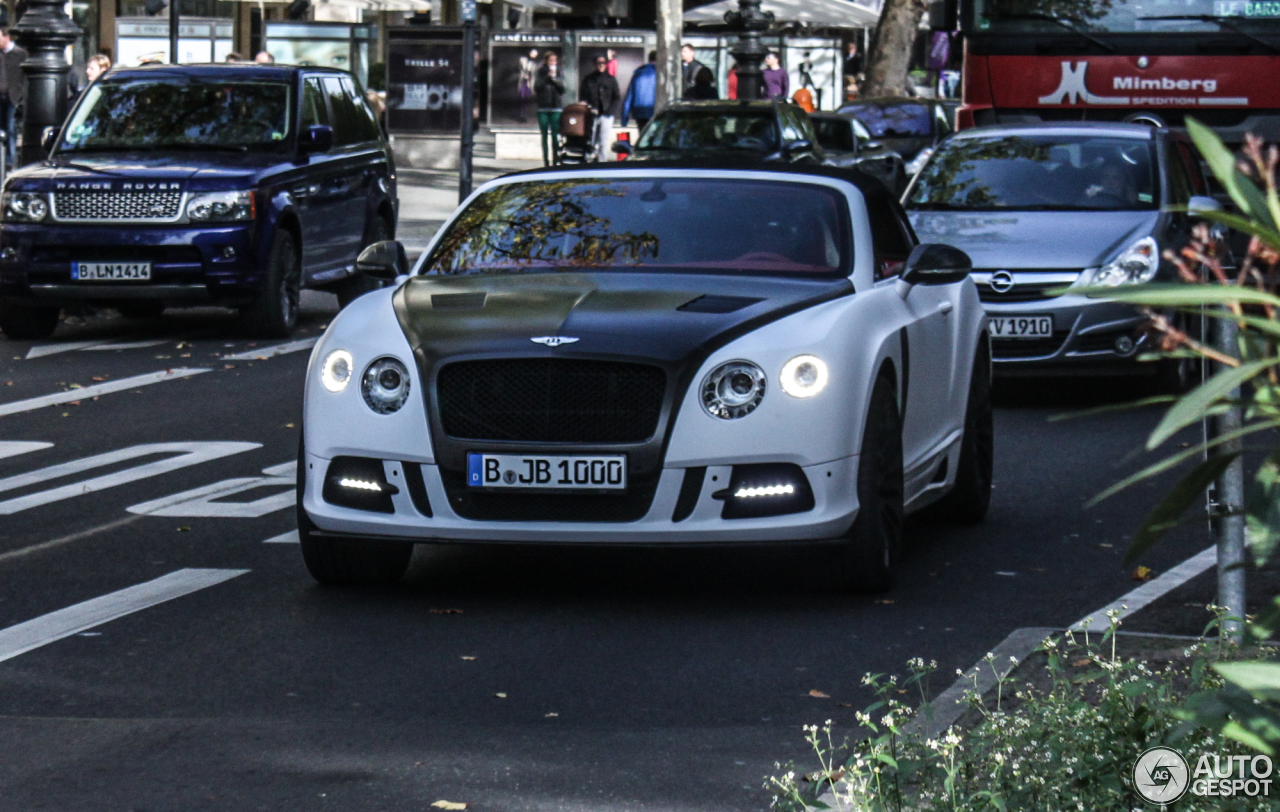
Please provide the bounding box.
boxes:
[59,78,291,153]
[973,0,1280,33]
[906,134,1158,211]
[426,178,849,277]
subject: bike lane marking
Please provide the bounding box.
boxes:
[0,368,212,418]
[222,338,318,362]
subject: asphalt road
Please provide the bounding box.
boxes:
[0,300,1218,812]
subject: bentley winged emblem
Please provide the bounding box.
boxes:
[531,336,580,347]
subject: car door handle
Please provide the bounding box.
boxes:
[938,301,954,315]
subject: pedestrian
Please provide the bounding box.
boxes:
[792,87,814,113]
[0,27,27,167]
[85,54,111,84]
[687,66,718,100]
[534,52,564,166]
[680,44,709,98]
[254,51,274,64]
[762,52,788,100]
[580,54,620,162]
[225,52,243,62]
[605,48,618,77]
[727,64,737,99]
[621,50,656,131]
[844,41,863,78]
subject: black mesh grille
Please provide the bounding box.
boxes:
[977,284,1061,303]
[436,359,666,443]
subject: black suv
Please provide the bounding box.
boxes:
[0,63,397,339]
[614,100,824,163]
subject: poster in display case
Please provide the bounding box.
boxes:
[386,28,464,134]
[574,31,649,105]
[488,31,567,127]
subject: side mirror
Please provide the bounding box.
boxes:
[300,124,334,154]
[356,240,408,281]
[611,140,633,157]
[901,243,971,285]
[783,138,812,157]
[1188,195,1222,216]
[40,126,58,153]
[862,140,884,152]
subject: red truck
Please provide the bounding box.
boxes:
[956,0,1280,145]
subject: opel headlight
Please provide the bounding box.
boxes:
[701,361,766,419]
[1090,237,1159,287]
[321,349,354,393]
[780,355,829,398]
[186,190,254,222]
[3,192,48,222]
[361,357,412,414]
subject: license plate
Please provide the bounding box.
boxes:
[989,314,1053,339]
[71,262,152,281]
[467,453,627,490]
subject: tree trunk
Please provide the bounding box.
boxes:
[862,0,927,97]
[654,0,682,112]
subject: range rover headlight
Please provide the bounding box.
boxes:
[1090,236,1159,287]
[320,349,354,393]
[780,355,829,398]
[3,192,48,222]
[701,361,766,419]
[361,357,411,415]
[186,190,254,222]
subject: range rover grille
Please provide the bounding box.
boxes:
[52,191,183,221]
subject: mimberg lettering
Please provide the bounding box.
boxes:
[1113,76,1219,93]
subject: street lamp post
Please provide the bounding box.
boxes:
[724,0,774,101]
[13,0,80,166]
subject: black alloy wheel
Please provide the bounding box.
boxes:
[240,230,300,338]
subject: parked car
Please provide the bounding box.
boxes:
[903,121,1215,389]
[0,63,398,340]
[613,100,824,164]
[810,112,908,194]
[839,97,954,175]
[297,163,991,591]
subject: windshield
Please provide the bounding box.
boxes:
[972,0,1280,33]
[906,134,1158,211]
[60,78,291,153]
[636,112,780,152]
[426,178,849,277]
[840,103,932,138]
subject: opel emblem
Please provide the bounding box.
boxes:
[531,336,579,347]
[989,271,1015,294]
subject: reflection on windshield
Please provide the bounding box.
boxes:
[905,134,1158,211]
[974,0,1280,32]
[636,113,780,151]
[841,103,932,138]
[60,79,291,152]
[427,179,848,276]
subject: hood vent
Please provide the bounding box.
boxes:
[677,294,764,314]
[431,292,487,310]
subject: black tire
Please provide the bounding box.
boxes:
[0,301,60,339]
[832,373,905,592]
[240,230,300,338]
[928,339,993,524]
[296,434,413,586]
[333,216,394,309]
[117,301,165,320]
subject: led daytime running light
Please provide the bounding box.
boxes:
[339,478,382,491]
[321,349,354,393]
[735,484,796,498]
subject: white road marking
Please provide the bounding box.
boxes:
[0,441,52,461]
[0,441,260,515]
[0,514,146,566]
[1071,546,1217,632]
[223,337,318,362]
[128,462,295,518]
[0,368,212,418]
[25,340,112,359]
[265,530,299,544]
[82,340,169,351]
[0,568,248,663]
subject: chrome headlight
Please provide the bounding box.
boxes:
[1090,237,1159,287]
[186,190,254,222]
[780,355,829,398]
[701,361,766,419]
[320,349,354,393]
[361,357,411,414]
[3,191,48,222]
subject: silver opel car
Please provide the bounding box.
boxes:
[903,122,1216,388]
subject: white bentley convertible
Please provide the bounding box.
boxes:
[298,164,991,590]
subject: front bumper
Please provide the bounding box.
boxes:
[984,294,1154,374]
[0,222,264,306]
[300,453,860,545]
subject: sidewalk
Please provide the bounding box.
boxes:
[396,156,542,257]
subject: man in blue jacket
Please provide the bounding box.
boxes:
[621,50,657,131]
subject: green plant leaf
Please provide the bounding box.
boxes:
[1214,662,1280,700]
[1187,117,1278,231]
[1124,453,1240,565]
[1247,453,1280,568]
[1049,394,1178,423]
[1148,358,1280,449]
[1074,282,1280,309]
[1195,207,1280,251]
[1220,720,1276,756]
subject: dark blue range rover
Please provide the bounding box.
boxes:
[0,63,397,339]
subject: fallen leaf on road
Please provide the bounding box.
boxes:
[545,712,558,717]
[1097,543,1113,548]
[177,526,190,532]
[431,802,467,810]
[224,364,236,370]
[285,423,295,428]
[835,702,852,708]
[60,412,69,417]
[874,599,895,604]
[460,656,476,660]
[1132,566,1154,581]
[69,401,80,406]
[91,376,107,382]
[1073,658,1093,667]
[430,608,463,614]
[494,692,507,699]
[808,689,830,698]
[68,383,82,389]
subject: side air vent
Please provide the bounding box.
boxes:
[677,295,764,314]
[432,292,487,310]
